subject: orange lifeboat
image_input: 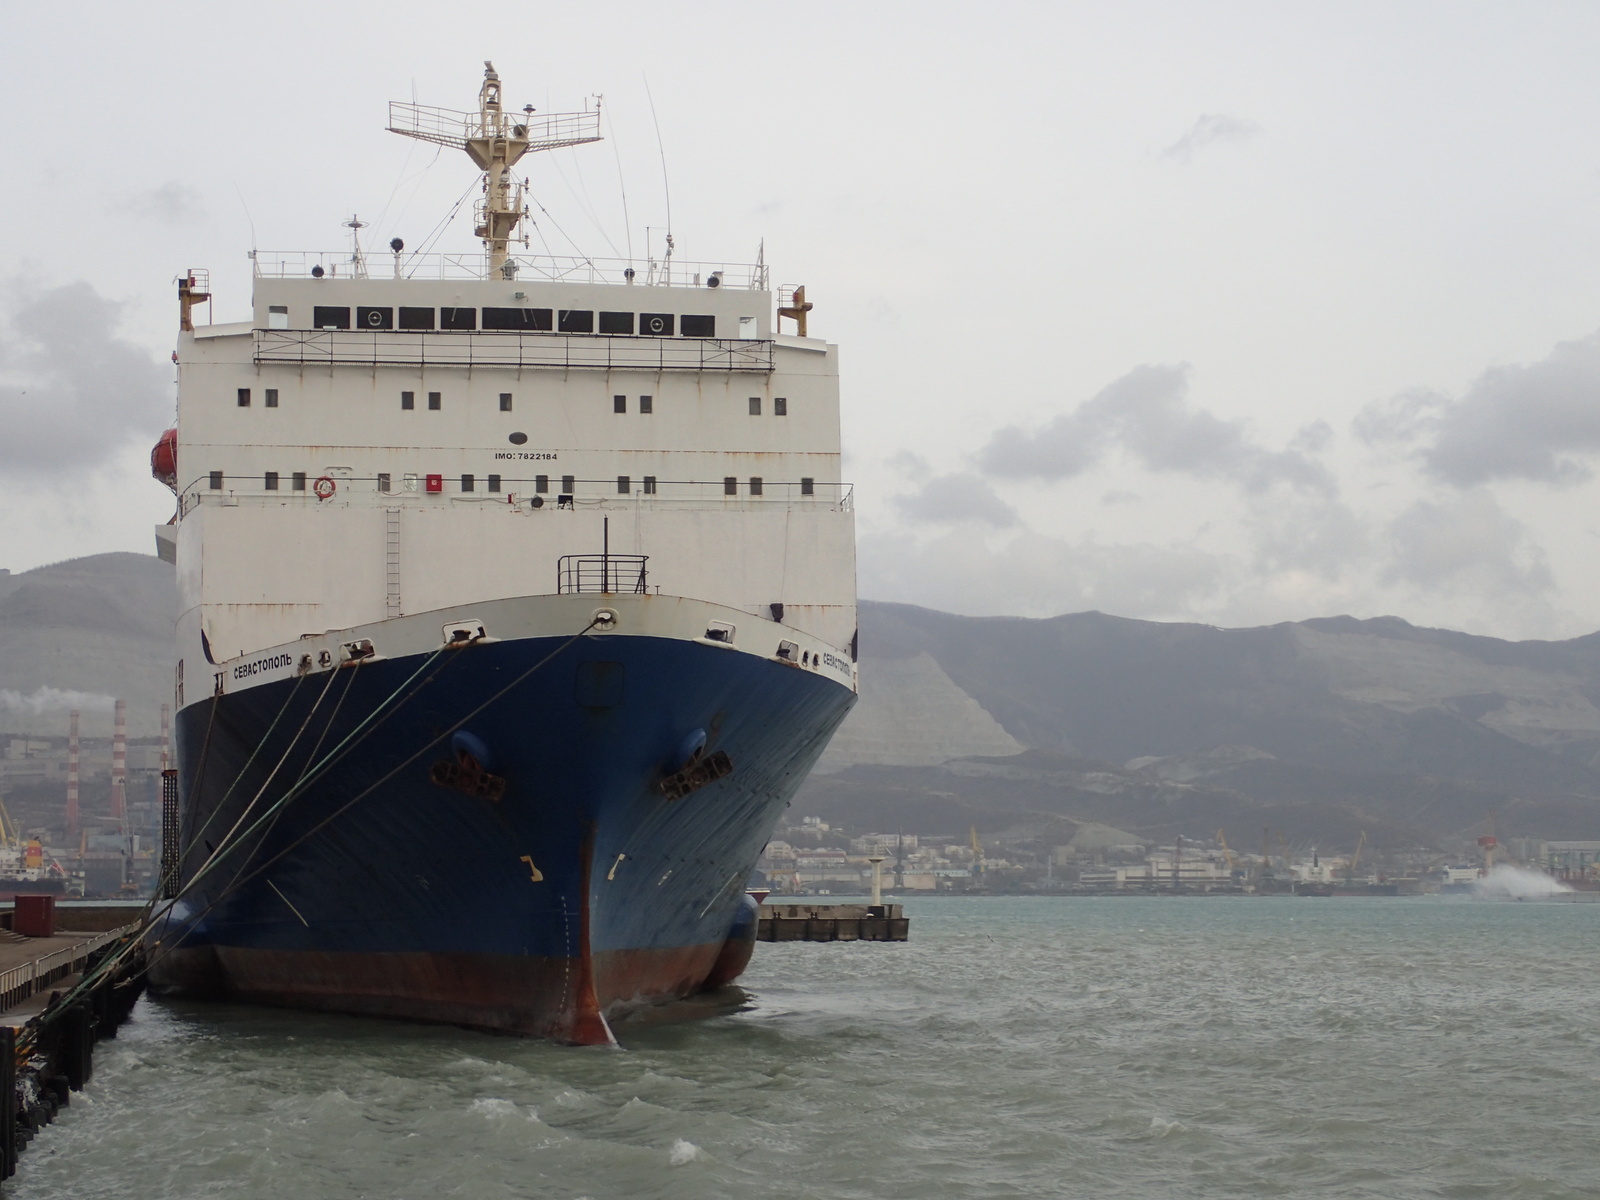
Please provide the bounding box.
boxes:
[151,427,178,491]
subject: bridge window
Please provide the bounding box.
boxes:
[483,307,551,331]
[428,392,441,411]
[440,307,476,331]
[208,471,223,489]
[800,477,814,495]
[237,388,250,407]
[617,476,631,494]
[599,311,633,334]
[264,472,279,490]
[748,397,761,415]
[461,474,475,492]
[558,309,594,333]
[639,394,653,414]
[265,389,279,408]
[488,474,501,492]
[399,306,434,330]
[401,391,415,410]
[774,397,787,416]
[613,395,626,413]
[724,477,737,495]
[640,313,674,337]
[293,472,307,491]
[313,306,350,330]
[536,475,549,493]
[749,476,763,496]
[561,475,575,493]
[357,306,392,329]
[681,314,715,338]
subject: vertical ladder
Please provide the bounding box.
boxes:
[385,508,402,618]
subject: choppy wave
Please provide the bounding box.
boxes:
[10,896,1600,1199]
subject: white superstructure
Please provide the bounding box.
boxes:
[161,66,855,703]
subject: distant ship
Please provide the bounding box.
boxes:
[147,65,858,1043]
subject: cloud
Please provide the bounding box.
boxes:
[1354,330,1600,486]
[860,527,1230,621]
[892,472,1019,528]
[976,363,1334,495]
[0,281,170,475]
[1382,491,1552,597]
[0,687,115,716]
[1160,113,1261,163]
[120,182,201,224]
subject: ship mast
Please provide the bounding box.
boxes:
[387,63,603,278]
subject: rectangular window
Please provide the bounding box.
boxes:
[598,311,634,335]
[265,388,279,408]
[774,396,787,416]
[800,477,814,496]
[724,476,738,496]
[237,388,250,407]
[482,307,552,331]
[561,475,575,493]
[499,393,513,412]
[428,392,441,410]
[749,476,763,496]
[398,306,435,330]
[293,472,307,491]
[639,394,653,413]
[461,474,475,492]
[268,305,289,330]
[487,474,501,493]
[557,309,594,333]
[643,476,657,495]
[535,474,549,493]
[613,395,627,413]
[264,471,279,490]
[377,473,391,493]
[208,471,223,490]
[313,305,350,330]
[440,307,477,331]
[617,476,631,494]
[748,396,761,415]
[401,390,415,410]
[680,314,715,338]
[357,306,393,330]
[639,313,674,337]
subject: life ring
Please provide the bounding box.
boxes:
[313,475,337,501]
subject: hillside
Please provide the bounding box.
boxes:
[5,554,1599,847]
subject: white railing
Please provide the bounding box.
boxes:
[252,250,768,290]
[252,329,775,372]
[0,925,135,1013]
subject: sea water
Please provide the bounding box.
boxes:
[13,895,1600,1199]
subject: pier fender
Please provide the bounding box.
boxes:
[449,730,496,773]
[700,893,760,991]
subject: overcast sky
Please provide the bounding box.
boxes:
[6,2,1600,639]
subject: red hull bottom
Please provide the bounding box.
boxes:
[148,941,729,1043]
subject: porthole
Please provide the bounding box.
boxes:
[508,431,528,445]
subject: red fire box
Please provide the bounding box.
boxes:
[425,474,443,493]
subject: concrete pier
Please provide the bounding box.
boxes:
[758,902,909,942]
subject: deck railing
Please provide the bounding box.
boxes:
[0,926,136,1013]
[252,250,768,290]
[556,554,650,595]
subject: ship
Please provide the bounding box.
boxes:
[144,65,858,1044]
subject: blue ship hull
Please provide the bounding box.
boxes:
[148,630,854,1041]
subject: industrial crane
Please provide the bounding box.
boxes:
[1346,831,1367,885]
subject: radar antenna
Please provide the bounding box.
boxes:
[387,63,602,278]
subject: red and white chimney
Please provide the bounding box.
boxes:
[66,709,80,838]
[110,698,127,821]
